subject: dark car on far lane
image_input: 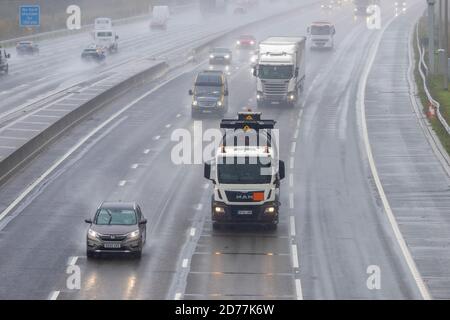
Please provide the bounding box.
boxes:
[16,41,39,56]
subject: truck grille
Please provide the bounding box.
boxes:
[262,81,288,99]
[225,191,264,202]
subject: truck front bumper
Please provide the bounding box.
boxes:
[212,201,279,225]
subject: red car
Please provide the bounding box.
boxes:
[236,35,257,49]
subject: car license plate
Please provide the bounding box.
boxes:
[238,210,252,215]
[104,242,121,249]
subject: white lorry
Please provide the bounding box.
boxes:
[150,6,170,29]
[253,37,306,107]
[307,21,335,50]
[204,112,286,230]
[93,17,119,53]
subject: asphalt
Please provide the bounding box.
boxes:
[0,0,444,300]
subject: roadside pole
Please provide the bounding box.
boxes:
[444,0,449,89]
[428,0,436,74]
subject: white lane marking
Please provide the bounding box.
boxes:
[0,136,28,140]
[295,279,303,300]
[297,118,301,127]
[190,228,196,237]
[131,164,139,169]
[174,293,182,300]
[5,128,39,132]
[0,146,16,149]
[289,193,294,209]
[176,114,181,118]
[182,259,189,268]
[153,135,161,140]
[357,15,431,300]
[68,256,78,266]
[290,157,295,170]
[291,142,297,154]
[143,149,150,154]
[48,291,60,300]
[118,180,127,187]
[20,121,51,125]
[289,173,294,188]
[30,114,59,118]
[291,244,299,269]
[165,124,171,128]
[298,109,304,118]
[195,203,203,211]
[290,216,296,237]
[294,128,299,140]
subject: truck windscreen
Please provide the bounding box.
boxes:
[311,25,331,35]
[218,157,272,184]
[97,32,113,37]
[259,65,293,80]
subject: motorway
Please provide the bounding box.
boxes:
[0,0,447,300]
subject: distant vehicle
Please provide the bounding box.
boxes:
[204,111,285,230]
[395,1,407,15]
[209,47,233,65]
[189,70,229,117]
[81,45,106,62]
[253,37,306,107]
[352,0,373,16]
[236,35,257,50]
[0,48,10,75]
[150,5,170,29]
[94,17,113,30]
[307,21,336,49]
[85,202,147,258]
[16,41,39,56]
[321,2,333,11]
[93,29,119,53]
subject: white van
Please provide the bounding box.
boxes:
[150,6,170,29]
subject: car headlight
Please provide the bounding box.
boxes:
[210,54,215,59]
[225,54,230,59]
[127,230,140,239]
[236,41,241,45]
[217,101,223,107]
[88,229,98,239]
[264,207,276,214]
[250,41,255,45]
[192,100,198,106]
[214,206,225,213]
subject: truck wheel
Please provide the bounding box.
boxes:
[5,65,8,74]
[86,250,96,259]
[191,110,198,119]
[212,223,222,231]
[257,100,264,108]
[133,250,142,259]
[266,223,277,231]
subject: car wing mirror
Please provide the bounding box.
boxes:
[85,218,93,224]
[188,89,193,95]
[224,89,229,96]
[140,219,147,225]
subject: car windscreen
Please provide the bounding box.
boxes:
[195,74,223,86]
[259,65,293,80]
[95,208,137,225]
[195,85,222,97]
[211,48,230,54]
[311,25,331,35]
[217,157,272,184]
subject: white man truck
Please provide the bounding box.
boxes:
[150,6,170,29]
[254,37,306,107]
[204,112,286,230]
[307,21,336,50]
[93,17,119,53]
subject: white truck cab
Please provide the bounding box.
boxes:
[254,37,306,107]
[204,112,286,230]
[307,21,335,50]
[94,29,119,53]
[0,48,10,75]
[151,6,170,29]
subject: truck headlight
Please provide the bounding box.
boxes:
[127,230,140,239]
[264,207,276,214]
[289,94,295,101]
[88,229,99,239]
[192,100,198,106]
[217,101,223,107]
[236,41,241,45]
[209,54,215,59]
[214,206,225,213]
[225,54,230,59]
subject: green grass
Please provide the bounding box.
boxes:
[414,19,450,155]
